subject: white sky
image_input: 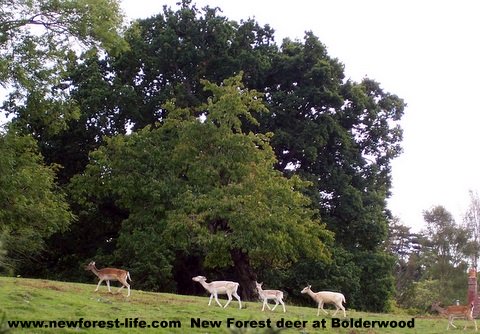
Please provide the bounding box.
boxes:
[119,0,480,232]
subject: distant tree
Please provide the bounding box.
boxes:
[407,279,443,311]
[422,206,470,279]
[463,191,480,268]
[394,252,425,308]
[400,205,471,308]
[0,127,73,273]
[386,218,423,307]
[386,217,422,262]
[70,75,333,297]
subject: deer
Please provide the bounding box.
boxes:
[192,276,242,309]
[431,301,477,331]
[301,284,346,317]
[84,261,132,297]
[255,281,286,312]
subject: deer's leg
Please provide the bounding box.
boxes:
[233,291,242,309]
[319,301,329,315]
[95,279,104,292]
[341,305,346,317]
[262,299,268,311]
[280,299,286,312]
[208,294,214,306]
[223,292,232,308]
[214,293,223,308]
[332,306,339,317]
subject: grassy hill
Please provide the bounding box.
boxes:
[0,276,475,333]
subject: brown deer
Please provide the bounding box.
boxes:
[431,301,477,331]
[85,261,131,297]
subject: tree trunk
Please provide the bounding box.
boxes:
[230,249,257,301]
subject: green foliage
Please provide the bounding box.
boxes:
[113,1,277,130]
[1,0,127,136]
[201,75,266,132]
[403,275,469,313]
[275,246,361,306]
[388,207,473,311]
[353,251,396,312]
[3,1,404,311]
[386,218,423,307]
[32,49,138,184]
[256,40,404,250]
[110,5,403,308]
[0,127,73,272]
[0,236,7,274]
[71,75,333,293]
[0,0,128,275]
[0,0,127,56]
[422,206,470,279]
[405,279,442,311]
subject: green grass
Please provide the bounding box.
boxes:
[0,276,476,333]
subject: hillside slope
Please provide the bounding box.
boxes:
[0,277,469,333]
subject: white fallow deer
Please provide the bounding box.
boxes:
[431,301,477,331]
[192,276,242,309]
[255,281,286,312]
[301,285,346,317]
[85,261,132,297]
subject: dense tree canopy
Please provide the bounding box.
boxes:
[2,0,407,311]
[1,0,127,137]
[70,75,333,296]
[0,0,125,272]
[0,128,73,273]
[255,34,403,252]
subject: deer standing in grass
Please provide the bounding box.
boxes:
[301,285,346,317]
[192,276,242,309]
[84,261,132,297]
[431,301,477,331]
[255,281,286,312]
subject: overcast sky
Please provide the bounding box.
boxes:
[119,0,480,232]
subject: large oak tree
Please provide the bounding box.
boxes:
[71,75,333,297]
